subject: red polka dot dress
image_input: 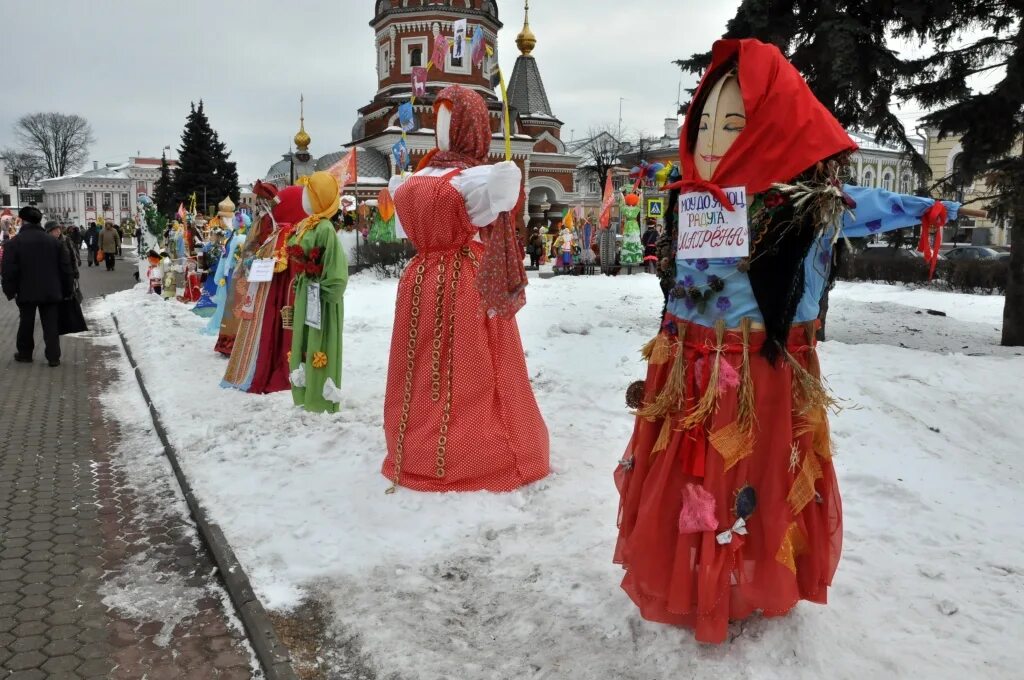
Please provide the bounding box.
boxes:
[381,168,550,492]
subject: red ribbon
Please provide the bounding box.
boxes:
[917,201,948,280]
[663,178,736,212]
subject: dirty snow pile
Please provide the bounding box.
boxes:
[93,273,1024,680]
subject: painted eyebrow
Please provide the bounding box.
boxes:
[724,113,746,118]
[700,113,710,118]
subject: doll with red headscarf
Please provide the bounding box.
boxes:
[221,181,309,393]
[614,39,962,644]
[381,84,549,493]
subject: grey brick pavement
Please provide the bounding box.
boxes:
[1,251,257,678]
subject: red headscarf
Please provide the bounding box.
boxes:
[418,85,492,171]
[676,39,857,203]
[272,185,309,226]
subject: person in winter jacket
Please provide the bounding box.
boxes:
[84,223,100,266]
[641,219,660,274]
[99,223,119,271]
[1,207,73,366]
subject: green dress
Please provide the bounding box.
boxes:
[368,212,397,243]
[620,199,644,265]
[288,218,349,414]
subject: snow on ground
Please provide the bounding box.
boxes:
[94,275,1024,680]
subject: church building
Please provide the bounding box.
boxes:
[264,0,580,230]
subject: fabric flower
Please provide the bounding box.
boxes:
[311,352,328,369]
[682,275,695,288]
[308,246,323,261]
[716,296,732,312]
[287,244,305,259]
[683,296,696,311]
[695,259,709,272]
[763,191,786,209]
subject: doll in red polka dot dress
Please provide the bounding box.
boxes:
[381,85,550,493]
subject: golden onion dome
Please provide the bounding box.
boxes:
[516,0,536,56]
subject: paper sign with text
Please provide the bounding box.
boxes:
[677,186,749,259]
[248,258,276,283]
[306,283,322,330]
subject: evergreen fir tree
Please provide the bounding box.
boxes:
[153,152,175,216]
[170,100,238,215]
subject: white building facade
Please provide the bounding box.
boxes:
[39,156,176,226]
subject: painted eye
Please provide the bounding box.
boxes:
[699,124,708,132]
[723,124,745,132]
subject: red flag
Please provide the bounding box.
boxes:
[326,148,358,191]
[599,175,615,228]
[431,33,450,72]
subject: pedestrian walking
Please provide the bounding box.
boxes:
[526,227,543,269]
[68,225,83,266]
[48,222,80,283]
[99,222,119,271]
[1,207,73,366]
[641,219,660,274]
[85,222,100,266]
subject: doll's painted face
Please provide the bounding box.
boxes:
[436,102,452,152]
[694,73,745,181]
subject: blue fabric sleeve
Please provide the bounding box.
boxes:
[841,185,960,237]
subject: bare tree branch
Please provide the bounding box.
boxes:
[13,112,95,178]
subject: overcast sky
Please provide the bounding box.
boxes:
[0,1,742,182]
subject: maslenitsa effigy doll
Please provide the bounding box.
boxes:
[614,38,961,644]
[381,85,549,493]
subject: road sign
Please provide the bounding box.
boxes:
[647,197,664,218]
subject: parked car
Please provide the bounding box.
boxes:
[943,246,1001,261]
[856,246,926,261]
[991,245,1011,253]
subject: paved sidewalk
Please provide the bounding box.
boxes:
[1,254,258,678]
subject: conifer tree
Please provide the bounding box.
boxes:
[171,101,239,214]
[153,152,174,216]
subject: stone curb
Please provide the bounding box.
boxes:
[111,312,298,680]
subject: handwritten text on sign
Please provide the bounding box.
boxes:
[677,186,749,259]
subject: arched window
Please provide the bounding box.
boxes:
[881,169,894,192]
[899,172,913,194]
[861,167,875,188]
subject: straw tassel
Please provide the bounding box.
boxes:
[636,324,688,420]
[641,333,671,366]
[737,317,757,443]
[682,319,726,431]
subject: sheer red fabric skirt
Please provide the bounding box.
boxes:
[614,316,842,644]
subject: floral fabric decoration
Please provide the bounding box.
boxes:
[311,351,328,369]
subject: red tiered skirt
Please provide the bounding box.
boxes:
[614,316,842,644]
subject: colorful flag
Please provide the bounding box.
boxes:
[452,19,467,60]
[486,51,501,89]
[176,203,186,221]
[470,25,486,67]
[411,66,428,97]
[431,33,450,72]
[326,148,358,190]
[392,139,410,171]
[398,102,417,132]
[599,175,615,228]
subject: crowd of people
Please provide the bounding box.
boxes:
[524,217,662,274]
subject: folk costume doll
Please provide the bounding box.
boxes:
[213,209,254,356]
[619,190,644,266]
[202,199,240,340]
[381,84,549,493]
[614,38,961,644]
[287,171,349,414]
[247,185,310,394]
[222,182,287,392]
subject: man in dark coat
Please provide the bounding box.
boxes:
[84,222,100,267]
[1,207,73,366]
